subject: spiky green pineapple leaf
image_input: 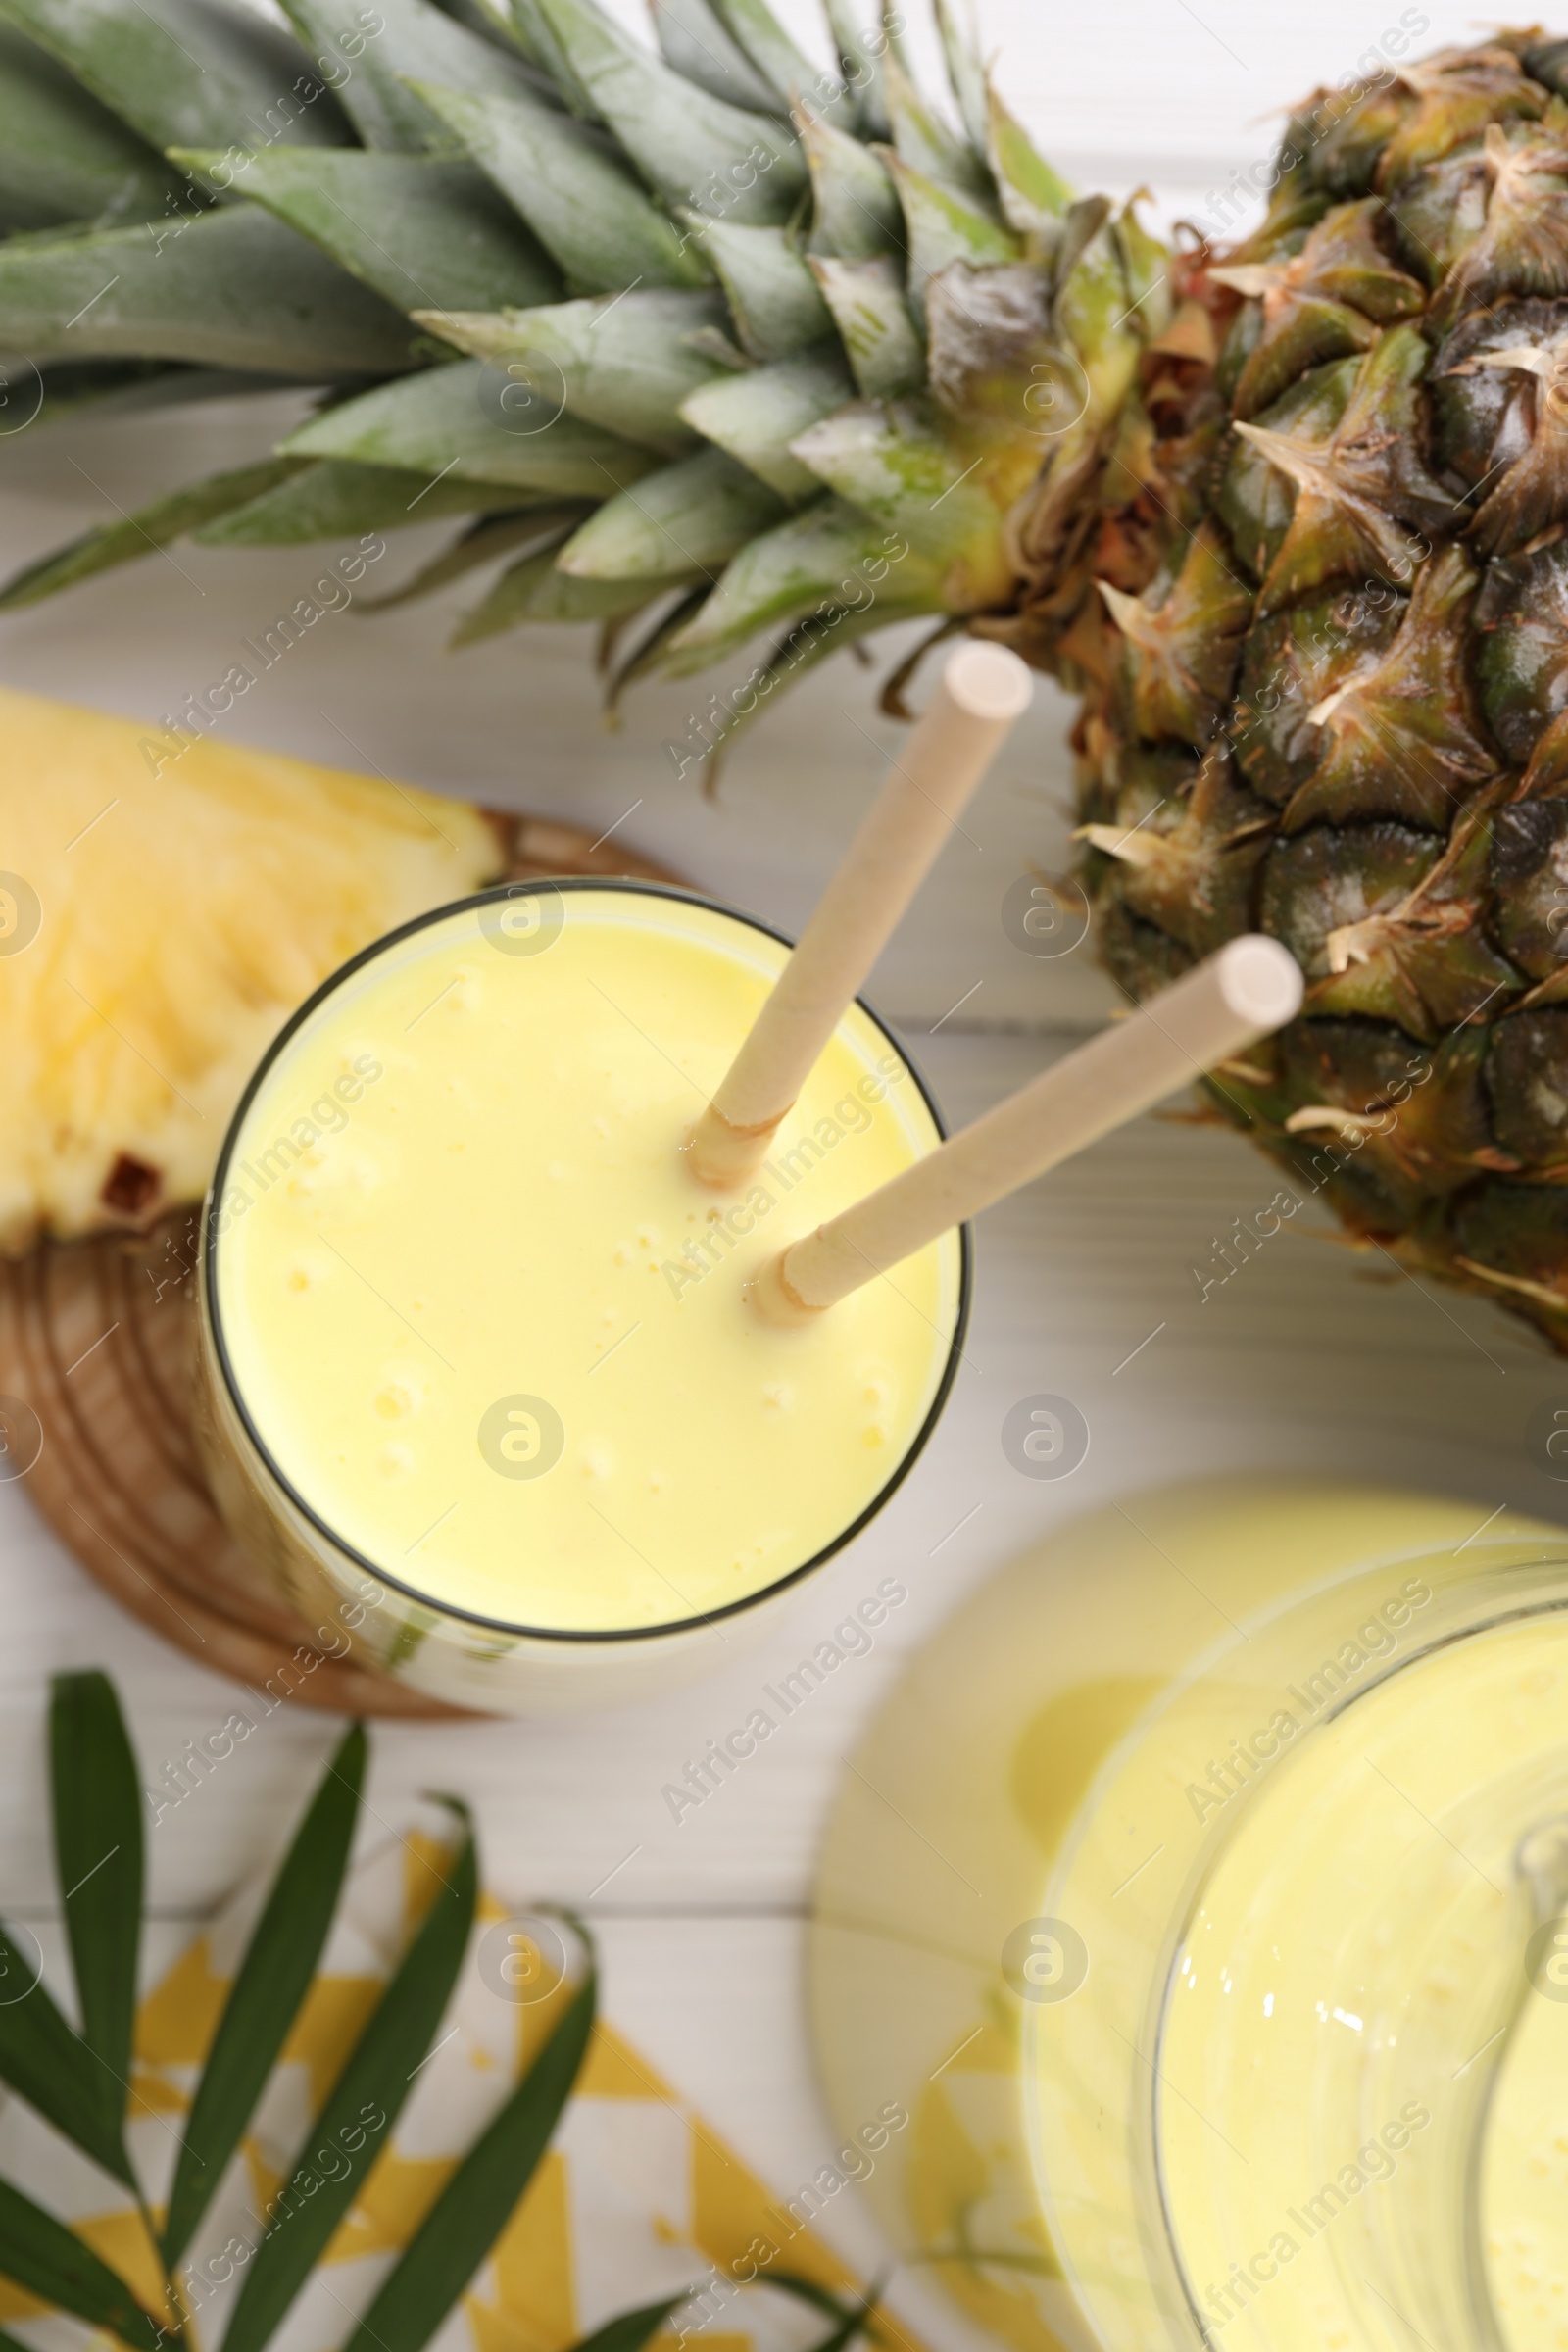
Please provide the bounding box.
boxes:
[507,0,597,111]
[195,457,542,544]
[808,254,923,397]
[1113,194,1173,341]
[278,0,551,151]
[357,503,586,608]
[49,1673,141,2129]
[985,78,1072,235]
[823,0,889,139]
[799,99,902,261]
[533,0,807,223]
[604,581,709,710]
[707,0,851,124]
[883,48,990,206]
[933,0,987,152]
[453,544,675,640]
[432,0,526,50]
[450,538,635,638]
[876,0,920,84]
[684,217,833,361]
[790,398,1007,588]
[161,1721,367,2265]
[880,147,1019,320]
[680,596,933,783]
[650,0,778,114]
[0,22,186,231]
[679,343,854,500]
[410,78,712,292]
[0,205,416,372]
[280,356,659,493]
[0,2180,161,2352]
[556,443,784,579]
[0,456,305,611]
[0,0,351,153]
[662,493,941,669]
[1052,195,1145,430]
[172,148,561,316]
[16,360,343,431]
[420,288,728,451]
[337,1956,599,2352]
[219,1804,478,2352]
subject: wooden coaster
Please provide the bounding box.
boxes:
[0,815,685,1715]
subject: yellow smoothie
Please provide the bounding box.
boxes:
[1158,1617,1568,2348]
[808,1483,1568,2352]
[207,883,963,1638]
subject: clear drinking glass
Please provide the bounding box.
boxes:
[193,878,968,1712]
[809,1479,1568,2351]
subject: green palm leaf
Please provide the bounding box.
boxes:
[0,2177,161,2352]
[49,1672,141,2136]
[560,2296,695,2352]
[0,1920,132,2183]
[219,1806,478,2352]
[337,1955,597,2352]
[161,1721,368,2266]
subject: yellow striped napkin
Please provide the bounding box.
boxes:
[0,1801,929,2352]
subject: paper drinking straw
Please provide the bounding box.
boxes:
[688,640,1034,1189]
[749,935,1304,1323]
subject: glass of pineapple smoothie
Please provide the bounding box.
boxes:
[809,1480,1568,2352]
[193,879,966,1711]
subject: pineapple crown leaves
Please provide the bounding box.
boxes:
[0,1671,883,2352]
[0,0,1161,760]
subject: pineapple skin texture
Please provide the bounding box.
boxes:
[1045,36,1568,1352]
[0,687,500,1250]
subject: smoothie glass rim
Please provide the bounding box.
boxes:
[201,874,973,1645]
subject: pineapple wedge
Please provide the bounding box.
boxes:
[0,686,501,1250]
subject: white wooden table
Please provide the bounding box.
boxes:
[0,8,1559,2346]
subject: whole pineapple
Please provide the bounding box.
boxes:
[7,7,1568,1348]
[1054,35,1568,1354]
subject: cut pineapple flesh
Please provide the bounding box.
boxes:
[0,686,500,1250]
